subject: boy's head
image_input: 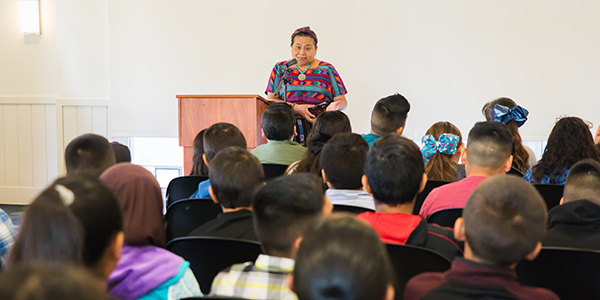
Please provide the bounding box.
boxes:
[320,133,369,190]
[456,175,547,267]
[364,134,427,206]
[465,122,513,172]
[370,93,411,136]
[292,215,394,300]
[203,123,247,163]
[563,159,600,205]
[252,173,332,258]
[261,103,296,141]
[208,147,265,209]
[65,134,116,177]
[110,142,131,163]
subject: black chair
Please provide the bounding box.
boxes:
[516,247,600,300]
[427,208,463,228]
[165,198,222,241]
[332,204,374,214]
[533,184,564,211]
[166,175,209,207]
[385,243,452,293]
[262,164,289,180]
[507,167,524,177]
[167,237,262,295]
[413,180,451,215]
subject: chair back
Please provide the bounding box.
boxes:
[166,175,209,207]
[165,198,222,241]
[332,204,374,214]
[262,164,289,180]
[427,208,463,228]
[507,167,525,177]
[167,237,262,295]
[413,180,451,215]
[385,243,451,292]
[516,247,600,300]
[533,184,564,211]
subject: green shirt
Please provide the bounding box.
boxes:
[251,140,306,166]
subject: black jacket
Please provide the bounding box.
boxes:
[543,199,600,250]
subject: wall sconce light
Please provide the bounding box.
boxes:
[20,0,40,35]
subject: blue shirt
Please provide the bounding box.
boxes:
[361,133,381,148]
[0,209,16,268]
[189,179,211,199]
[523,168,569,184]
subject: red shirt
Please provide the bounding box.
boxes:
[419,176,487,219]
[358,212,423,244]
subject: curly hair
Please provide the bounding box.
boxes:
[424,121,463,182]
[482,97,530,173]
[532,117,600,183]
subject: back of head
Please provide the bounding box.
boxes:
[366,134,424,206]
[320,133,369,190]
[65,134,116,176]
[370,93,411,136]
[209,147,265,208]
[261,103,295,141]
[203,123,247,162]
[99,163,166,247]
[0,263,108,300]
[190,129,209,176]
[55,175,124,270]
[463,175,547,267]
[253,173,327,257]
[423,121,463,182]
[9,186,83,266]
[293,215,393,300]
[466,122,513,169]
[564,159,600,205]
[110,142,131,163]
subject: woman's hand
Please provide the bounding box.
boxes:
[326,101,341,111]
[294,104,316,123]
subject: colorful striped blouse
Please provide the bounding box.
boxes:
[265,60,348,105]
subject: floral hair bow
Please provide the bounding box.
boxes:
[493,104,529,127]
[421,133,460,163]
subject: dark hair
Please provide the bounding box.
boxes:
[482,98,530,173]
[209,147,265,209]
[9,187,83,266]
[295,111,352,175]
[366,134,424,206]
[370,93,411,136]
[463,175,547,267]
[424,121,463,182]
[0,263,108,300]
[320,133,369,189]
[532,117,600,183]
[466,122,513,169]
[293,215,393,300]
[564,159,600,205]
[291,32,317,47]
[203,123,247,162]
[110,142,131,163]
[54,175,124,270]
[261,103,295,141]
[190,129,209,176]
[252,173,326,256]
[65,134,116,176]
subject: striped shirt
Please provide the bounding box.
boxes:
[0,209,16,268]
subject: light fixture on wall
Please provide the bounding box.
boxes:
[20,0,40,35]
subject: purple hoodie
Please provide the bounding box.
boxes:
[107,244,184,300]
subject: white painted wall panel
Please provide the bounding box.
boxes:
[46,105,59,182]
[0,105,5,186]
[76,106,93,135]
[62,106,78,151]
[31,105,48,187]
[17,105,34,187]
[92,106,108,136]
[3,105,20,186]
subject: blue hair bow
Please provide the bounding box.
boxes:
[493,104,529,127]
[421,133,460,163]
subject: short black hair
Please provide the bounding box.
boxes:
[110,142,131,163]
[293,215,393,300]
[464,175,547,267]
[65,134,116,176]
[370,93,411,136]
[320,133,369,189]
[564,159,600,205]
[365,134,424,206]
[261,103,295,141]
[203,123,247,162]
[252,173,326,256]
[466,122,513,169]
[209,147,265,209]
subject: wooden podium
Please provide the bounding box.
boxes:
[177,95,270,175]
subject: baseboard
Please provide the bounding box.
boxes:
[0,187,44,205]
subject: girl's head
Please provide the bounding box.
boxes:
[422,122,464,182]
[190,129,209,176]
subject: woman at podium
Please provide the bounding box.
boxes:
[265,26,348,144]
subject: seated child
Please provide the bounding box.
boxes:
[358,134,463,260]
[404,175,559,300]
[210,173,332,299]
[320,132,374,210]
[189,147,265,242]
[291,215,395,300]
[65,133,116,177]
[362,93,411,147]
[421,121,465,182]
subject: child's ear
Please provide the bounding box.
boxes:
[395,126,404,135]
[418,173,428,194]
[293,126,298,137]
[209,186,219,204]
[453,217,466,242]
[362,175,372,194]
[202,154,209,167]
[461,148,468,165]
[287,274,295,293]
[524,242,542,261]
[261,129,266,139]
[384,284,395,300]
[504,155,514,173]
[559,197,564,205]
[321,169,328,183]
